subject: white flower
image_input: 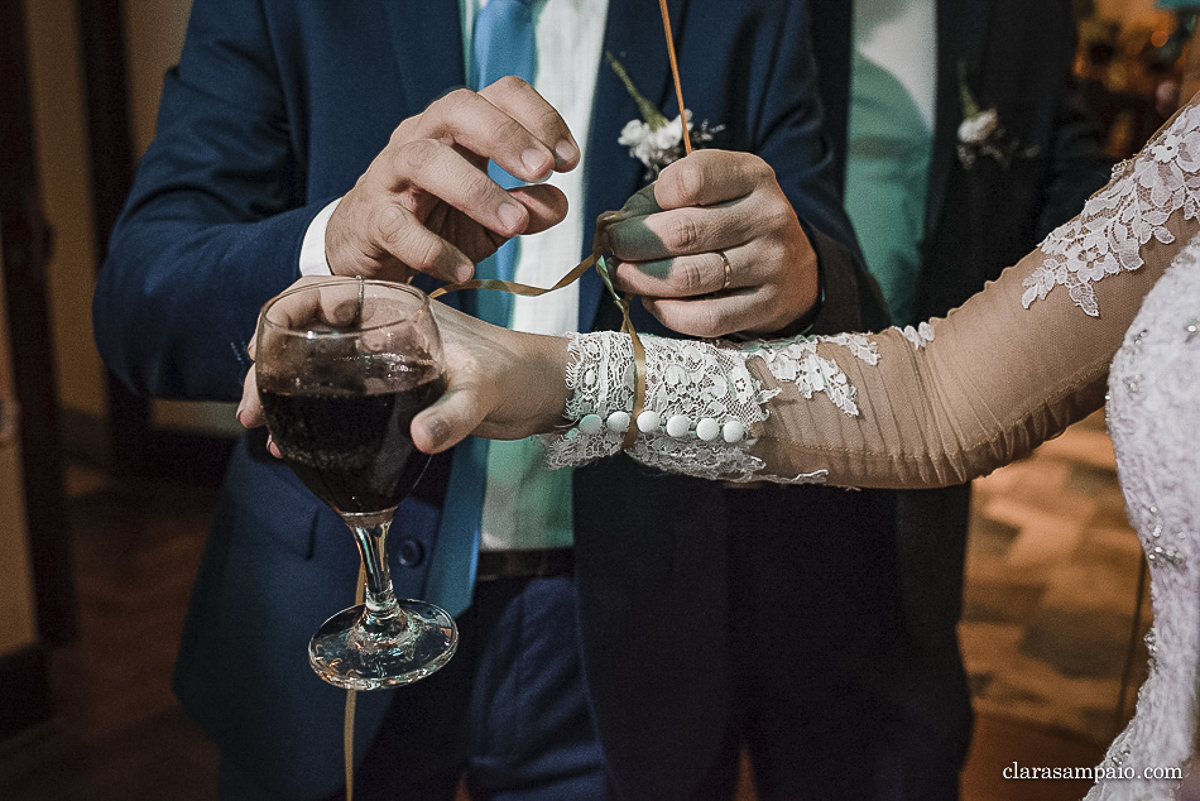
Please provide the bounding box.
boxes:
[618,110,716,176]
[650,114,687,151]
[618,119,648,146]
[607,52,720,178]
[955,66,1024,170]
[957,107,999,145]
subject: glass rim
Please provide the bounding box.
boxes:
[260,278,432,337]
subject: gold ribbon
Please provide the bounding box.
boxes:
[430,211,648,450]
[342,563,366,801]
[659,0,692,156]
[427,245,597,305]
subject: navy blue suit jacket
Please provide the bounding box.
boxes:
[94,1,891,798]
[916,0,1111,321]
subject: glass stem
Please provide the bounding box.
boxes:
[342,510,404,633]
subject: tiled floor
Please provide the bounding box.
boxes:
[0,464,221,800]
[961,410,1150,748]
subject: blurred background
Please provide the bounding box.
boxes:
[0,0,1195,798]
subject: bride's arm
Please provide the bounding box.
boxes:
[229,97,1198,486]
[411,97,1200,488]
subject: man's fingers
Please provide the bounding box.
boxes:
[328,81,580,281]
[477,77,580,172]
[609,249,744,298]
[389,138,531,235]
[602,150,772,263]
[605,198,749,263]
[339,139,523,283]
[640,289,773,339]
[508,185,570,236]
[414,80,576,184]
[365,196,479,282]
[654,149,770,210]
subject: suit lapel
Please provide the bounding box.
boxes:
[578,0,681,330]
[925,0,992,234]
[379,0,467,115]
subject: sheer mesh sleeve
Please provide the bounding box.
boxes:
[544,97,1200,488]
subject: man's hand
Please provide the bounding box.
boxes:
[604,149,819,337]
[326,76,580,284]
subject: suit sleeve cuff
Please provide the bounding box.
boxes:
[798,223,891,336]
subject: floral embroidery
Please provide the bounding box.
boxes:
[737,334,877,417]
[1025,109,1200,316]
[547,332,877,483]
[548,332,774,482]
[901,322,936,349]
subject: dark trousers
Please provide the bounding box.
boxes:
[219,576,606,801]
[727,483,967,801]
[222,486,970,801]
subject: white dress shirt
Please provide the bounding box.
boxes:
[300,0,609,551]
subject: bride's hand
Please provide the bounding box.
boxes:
[411,301,570,453]
[235,278,570,455]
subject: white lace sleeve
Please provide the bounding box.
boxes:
[1025,113,1200,316]
[542,98,1200,491]
[543,332,788,483]
[543,330,891,485]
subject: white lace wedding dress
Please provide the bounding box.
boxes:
[545,99,1200,797]
[1093,228,1200,799]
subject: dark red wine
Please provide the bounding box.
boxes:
[260,366,445,515]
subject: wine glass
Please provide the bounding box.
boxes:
[255,278,458,690]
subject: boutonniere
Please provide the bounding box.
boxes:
[956,62,1027,170]
[606,52,722,179]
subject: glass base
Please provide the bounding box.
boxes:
[308,599,458,690]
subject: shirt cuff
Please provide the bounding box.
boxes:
[299,198,341,277]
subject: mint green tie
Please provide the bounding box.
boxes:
[424,0,538,617]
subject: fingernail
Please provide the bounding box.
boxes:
[498,202,524,233]
[521,148,551,181]
[555,140,578,167]
[425,416,449,451]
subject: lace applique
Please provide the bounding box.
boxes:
[547,331,879,484]
[562,333,634,428]
[901,322,935,349]
[1025,105,1200,316]
[736,333,878,417]
[546,332,775,482]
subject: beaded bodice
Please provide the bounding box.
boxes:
[1083,239,1200,800]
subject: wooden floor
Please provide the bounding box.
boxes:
[0,458,1117,800]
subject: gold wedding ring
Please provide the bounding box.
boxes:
[718,250,732,291]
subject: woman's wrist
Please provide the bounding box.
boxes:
[515,329,573,435]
